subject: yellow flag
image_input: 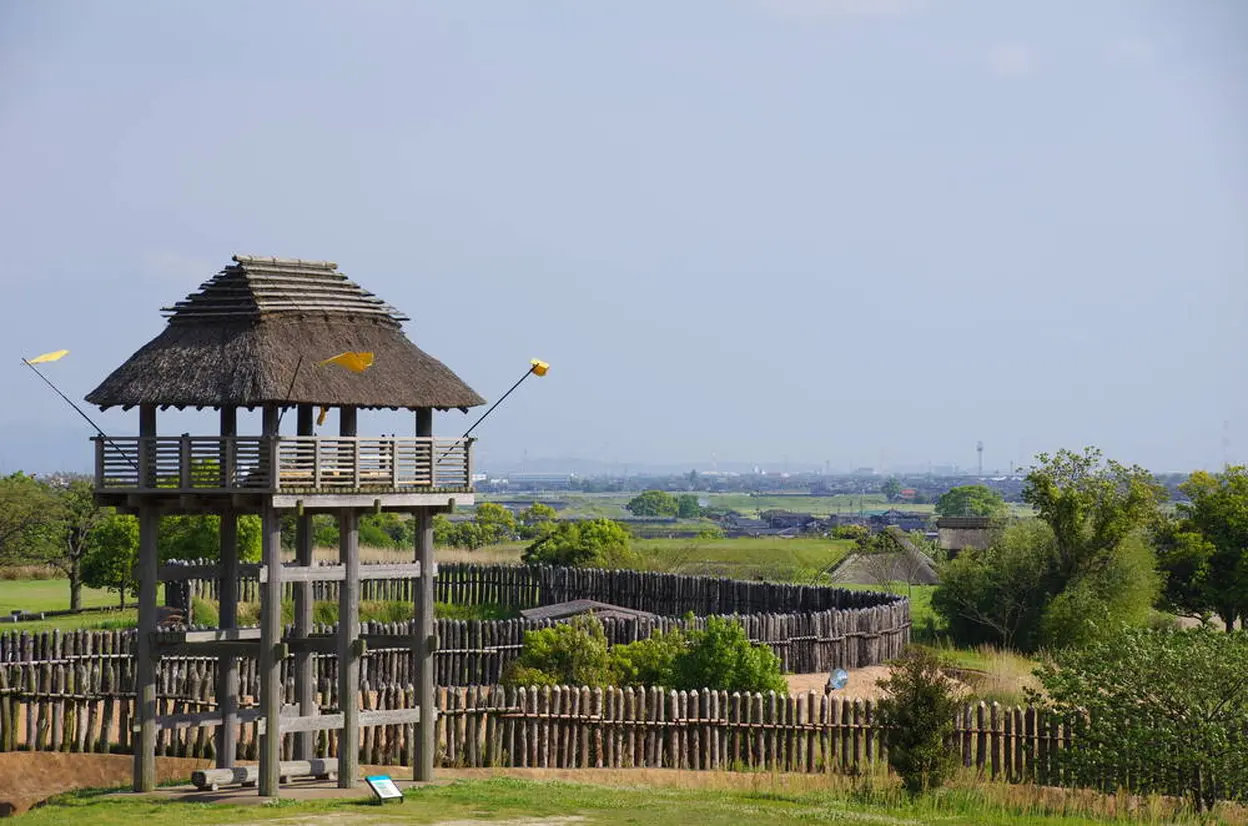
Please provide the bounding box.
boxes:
[28,349,69,364]
[318,351,374,373]
[530,359,550,377]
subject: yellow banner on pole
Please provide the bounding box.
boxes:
[318,351,375,373]
[27,349,69,364]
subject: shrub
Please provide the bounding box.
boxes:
[832,524,869,541]
[609,630,685,687]
[504,614,787,693]
[1034,627,1248,809]
[672,615,787,694]
[190,596,218,627]
[521,519,637,568]
[876,648,960,796]
[502,615,614,687]
[933,521,1158,652]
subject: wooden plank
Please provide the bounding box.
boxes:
[278,713,345,734]
[158,563,262,582]
[361,707,421,727]
[264,562,424,584]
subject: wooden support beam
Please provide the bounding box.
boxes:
[159,562,261,581]
[279,713,345,734]
[361,707,421,727]
[258,502,283,797]
[337,508,361,788]
[156,640,265,658]
[267,561,425,583]
[294,402,316,761]
[258,402,282,798]
[133,504,158,792]
[216,417,240,769]
[413,506,436,782]
[152,706,266,732]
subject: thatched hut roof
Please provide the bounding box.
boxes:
[86,255,486,412]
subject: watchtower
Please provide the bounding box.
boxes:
[86,255,484,796]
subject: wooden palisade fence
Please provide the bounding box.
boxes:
[164,561,905,617]
[0,601,907,690]
[0,665,1066,785]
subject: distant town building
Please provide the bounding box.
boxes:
[496,473,575,491]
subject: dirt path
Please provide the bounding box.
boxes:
[0,752,213,816]
[784,666,894,700]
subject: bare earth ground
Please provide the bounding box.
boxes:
[784,666,893,700]
[0,752,212,816]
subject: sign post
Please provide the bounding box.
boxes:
[365,775,404,804]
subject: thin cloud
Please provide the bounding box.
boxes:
[753,0,928,22]
[138,251,215,284]
[1105,37,1155,67]
[985,42,1036,78]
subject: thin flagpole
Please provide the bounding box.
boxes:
[275,354,306,428]
[21,359,140,472]
[434,364,538,467]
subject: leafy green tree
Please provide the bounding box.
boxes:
[0,472,58,565]
[472,502,517,545]
[46,478,112,610]
[609,630,686,687]
[521,519,636,567]
[675,494,701,519]
[695,525,725,540]
[358,513,413,549]
[80,513,139,608]
[502,615,614,687]
[625,490,678,517]
[1024,447,1165,583]
[671,616,787,694]
[1156,467,1248,631]
[517,502,558,539]
[876,649,960,796]
[1034,627,1248,809]
[933,520,1056,650]
[934,485,1006,518]
[881,477,903,503]
[832,524,870,541]
[934,448,1163,652]
[159,514,262,562]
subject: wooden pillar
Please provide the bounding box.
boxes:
[413,406,436,782]
[133,405,157,792]
[216,406,239,768]
[293,403,316,759]
[413,509,436,781]
[337,406,361,788]
[258,404,283,797]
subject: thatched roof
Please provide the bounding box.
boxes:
[86,255,485,411]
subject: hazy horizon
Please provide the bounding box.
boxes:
[2,1,1245,477]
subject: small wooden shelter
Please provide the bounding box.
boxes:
[86,254,484,796]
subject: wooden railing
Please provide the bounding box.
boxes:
[93,435,473,493]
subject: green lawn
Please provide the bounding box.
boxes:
[473,536,854,583]
[0,578,123,613]
[20,776,1230,826]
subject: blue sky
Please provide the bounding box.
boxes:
[1,1,1244,475]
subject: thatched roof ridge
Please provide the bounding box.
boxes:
[162,255,407,326]
[86,255,485,412]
